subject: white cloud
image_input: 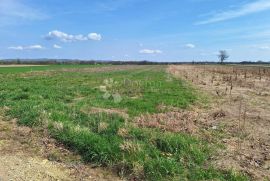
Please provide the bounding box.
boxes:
[249,45,270,51]
[259,46,270,50]
[252,44,270,50]
[53,44,62,49]
[88,33,102,41]
[45,30,85,42]
[8,46,24,50]
[45,30,102,42]
[185,43,196,49]
[8,45,44,50]
[139,49,163,54]
[27,45,44,50]
[197,0,270,24]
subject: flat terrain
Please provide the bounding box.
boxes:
[169,65,270,180]
[0,64,103,73]
[1,64,267,180]
[0,64,48,67]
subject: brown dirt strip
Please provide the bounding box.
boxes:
[16,65,156,78]
[58,65,155,73]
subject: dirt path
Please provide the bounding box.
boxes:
[0,113,122,181]
[168,65,270,180]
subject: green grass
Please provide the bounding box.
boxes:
[0,64,104,74]
[0,65,249,180]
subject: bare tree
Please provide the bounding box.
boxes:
[218,50,229,64]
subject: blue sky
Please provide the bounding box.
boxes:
[1,0,270,62]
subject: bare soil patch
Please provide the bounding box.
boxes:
[168,65,270,181]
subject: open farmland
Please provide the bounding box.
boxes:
[0,64,253,180]
[2,0,270,180]
[169,65,270,180]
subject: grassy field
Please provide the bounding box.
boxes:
[0,64,104,74]
[0,65,248,180]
